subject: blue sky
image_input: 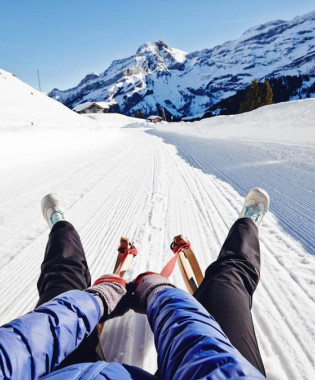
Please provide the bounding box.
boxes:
[1,0,314,92]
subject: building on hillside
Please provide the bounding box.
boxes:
[147,115,163,123]
[73,102,110,114]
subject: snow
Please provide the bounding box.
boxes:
[154,99,315,145]
[137,39,188,64]
[72,101,94,112]
[0,69,89,129]
[165,45,188,63]
[0,72,315,379]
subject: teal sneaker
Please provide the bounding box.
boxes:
[41,194,66,229]
[239,188,270,227]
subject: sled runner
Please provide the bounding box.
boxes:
[170,235,204,294]
[97,237,137,338]
[113,237,138,277]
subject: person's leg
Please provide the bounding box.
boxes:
[36,220,104,367]
[194,218,266,375]
[36,221,91,305]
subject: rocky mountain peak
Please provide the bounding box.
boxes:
[49,10,315,119]
[136,39,169,55]
[136,39,187,65]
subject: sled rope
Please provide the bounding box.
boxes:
[162,235,204,294]
[160,241,190,277]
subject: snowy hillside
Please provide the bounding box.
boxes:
[155,99,315,145]
[0,68,88,129]
[0,73,314,379]
[49,11,315,118]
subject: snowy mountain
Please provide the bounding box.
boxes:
[50,10,315,118]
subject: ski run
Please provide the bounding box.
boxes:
[0,72,315,379]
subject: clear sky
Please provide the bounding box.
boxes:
[1,0,314,92]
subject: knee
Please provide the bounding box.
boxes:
[204,255,260,295]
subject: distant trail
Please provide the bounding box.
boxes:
[0,127,314,379]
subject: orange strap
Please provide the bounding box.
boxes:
[160,249,182,277]
[161,239,191,277]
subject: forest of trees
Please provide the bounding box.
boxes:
[239,79,273,113]
[204,74,314,118]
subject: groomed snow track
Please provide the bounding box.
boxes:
[0,125,314,379]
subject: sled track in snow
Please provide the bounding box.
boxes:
[0,128,314,379]
[177,142,315,301]
[168,141,315,376]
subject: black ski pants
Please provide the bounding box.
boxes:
[36,218,265,375]
[194,217,266,375]
[36,221,104,368]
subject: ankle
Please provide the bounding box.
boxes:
[49,211,66,227]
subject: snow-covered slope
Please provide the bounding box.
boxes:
[0,70,315,380]
[154,98,315,145]
[49,11,315,118]
[0,68,88,128]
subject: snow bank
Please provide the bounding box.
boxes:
[0,68,91,129]
[154,99,315,145]
[0,68,147,132]
[85,113,147,129]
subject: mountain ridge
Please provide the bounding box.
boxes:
[49,11,315,118]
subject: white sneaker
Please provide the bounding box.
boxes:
[41,194,66,229]
[239,188,270,227]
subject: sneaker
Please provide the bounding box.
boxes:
[239,187,270,227]
[41,194,66,229]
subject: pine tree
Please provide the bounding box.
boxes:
[134,110,145,119]
[261,80,273,105]
[239,86,251,113]
[239,79,273,113]
[240,79,260,112]
[251,79,262,109]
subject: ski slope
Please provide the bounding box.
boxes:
[0,75,314,379]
